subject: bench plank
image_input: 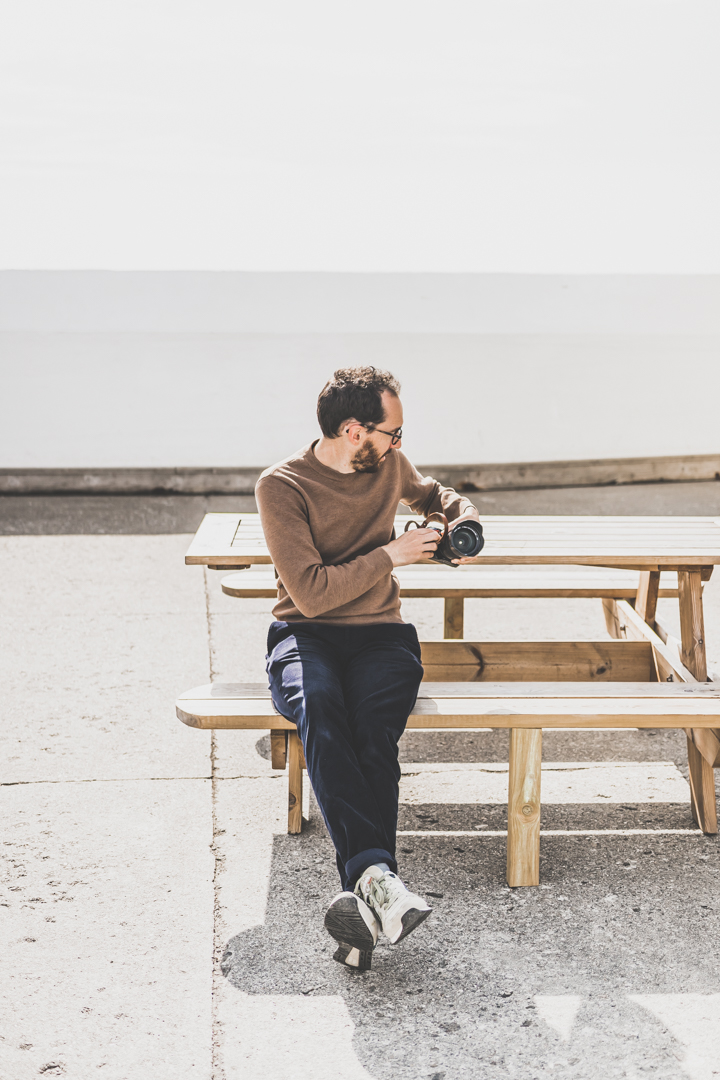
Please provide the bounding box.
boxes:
[180,681,720,699]
[507,729,542,887]
[420,640,654,682]
[220,566,683,599]
[176,684,720,729]
[188,513,720,569]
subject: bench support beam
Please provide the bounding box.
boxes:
[443,597,464,639]
[677,570,717,834]
[635,570,660,624]
[507,728,542,887]
[270,730,287,769]
[288,731,304,834]
[604,591,718,834]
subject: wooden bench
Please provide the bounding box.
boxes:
[219,565,682,638]
[177,673,720,888]
[181,512,720,885]
[176,628,720,886]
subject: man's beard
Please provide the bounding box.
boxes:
[351,443,387,473]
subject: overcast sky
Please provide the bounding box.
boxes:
[1,0,718,271]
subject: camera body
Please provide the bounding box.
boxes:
[404,513,484,568]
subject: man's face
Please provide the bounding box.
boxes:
[351,391,404,473]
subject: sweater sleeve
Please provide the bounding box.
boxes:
[255,475,394,619]
[398,455,479,524]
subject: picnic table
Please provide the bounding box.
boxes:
[179,512,720,885]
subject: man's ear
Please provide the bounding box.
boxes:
[343,419,365,444]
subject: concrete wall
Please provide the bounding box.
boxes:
[2,272,719,468]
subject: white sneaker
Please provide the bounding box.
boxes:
[332,942,373,971]
[324,892,379,970]
[354,865,432,944]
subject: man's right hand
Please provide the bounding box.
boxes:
[381,527,441,568]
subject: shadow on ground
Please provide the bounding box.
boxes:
[222,731,720,1080]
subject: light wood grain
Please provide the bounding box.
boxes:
[678,571,708,681]
[507,729,542,887]
[420,640,653,682]
[181,681,720,700]
[688,728,720,769]
[287,731,304,834]
[176,686,720,729]
[687,737,717,832]
[604,596,718,833]
[677,569,716,833]
[635,571,660,624]
[603,600,695,684]
[188,513,720,569]
[220,566,683,600]
[443,597,464,638]
[270,729,287,769]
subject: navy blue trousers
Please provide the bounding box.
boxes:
[266,620,424,891]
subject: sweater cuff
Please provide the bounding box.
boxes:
[369,545,395,576]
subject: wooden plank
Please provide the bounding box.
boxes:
[688,728,720,769]
[687,737,717,832]
[443,597,464,638]
[270,730,287,770]
[507,729,542,887]
[607,601,696,684]
[220,566,682,599]
[651,625,720,763]
[176,695,720,729]
[419,681,720,698]
[420,640,653,682]
[180,680,720,700]
[602,597,623,640]
[677,569,716,834]
[635,571,660,624]
[613,594,717,831]
[185,514,243,564]
[678,571,708,681]
[189,513,720,569]
[287,730,304,834]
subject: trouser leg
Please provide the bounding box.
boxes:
[341,625,424,884]
[266,622,401,888]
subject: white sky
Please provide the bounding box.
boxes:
[1,0,719,271]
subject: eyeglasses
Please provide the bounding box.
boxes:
[367,425,403,446]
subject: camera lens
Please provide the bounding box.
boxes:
[449,522,484,557]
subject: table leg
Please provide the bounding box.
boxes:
[635,571,660,624]
[270,730,287,769]
[288,730,304,834]
[678,570,717,834]
[444,596,464,639]
[507,728,542,886]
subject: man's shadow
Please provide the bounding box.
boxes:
[220,727,716,1079]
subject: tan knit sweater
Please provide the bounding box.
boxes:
[255,442,477,625]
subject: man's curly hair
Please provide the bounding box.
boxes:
[316,367,401,439]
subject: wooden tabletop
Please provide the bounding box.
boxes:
[185,512,720,571]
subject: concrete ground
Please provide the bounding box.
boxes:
[2,486,720,1080]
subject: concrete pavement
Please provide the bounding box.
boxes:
[2,494,720,1079]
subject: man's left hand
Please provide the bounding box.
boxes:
[446,511,482,565]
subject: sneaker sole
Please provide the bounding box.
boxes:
[392,905,432,944]
[333,943,373,971]
[324,896,377,951]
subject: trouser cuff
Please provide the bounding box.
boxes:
[344,848,396,891]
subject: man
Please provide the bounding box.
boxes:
[256,366,480,971]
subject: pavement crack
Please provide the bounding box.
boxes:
[204,567,225,1080]
[0,776,212,786]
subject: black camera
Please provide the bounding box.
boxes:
[405,513,484,568]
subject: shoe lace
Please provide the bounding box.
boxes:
[369,872,404,910]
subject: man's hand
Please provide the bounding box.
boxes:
[382,527,441,567]
[446,510,482,565]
